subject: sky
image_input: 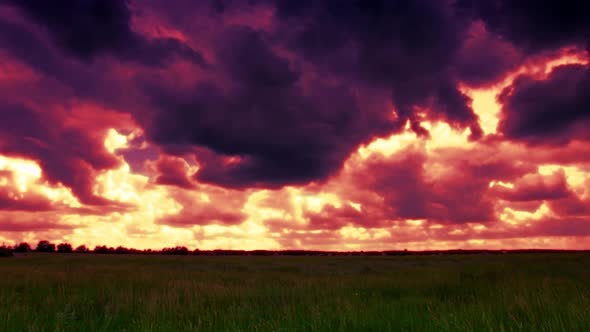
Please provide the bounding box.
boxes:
[0,0,589,250]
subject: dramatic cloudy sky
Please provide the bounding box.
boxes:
[0,0,589,250]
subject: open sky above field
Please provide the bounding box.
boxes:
[0,0,589,250]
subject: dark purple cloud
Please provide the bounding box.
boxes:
[499,64,590,145]
[454,21,522,87]
[0,0,588,197]
[3,0,204,66]
[140,26,399,188]
[274,0,483,134]
[458,0,590,53]
[0,102,126,205]
[137,0,494,189]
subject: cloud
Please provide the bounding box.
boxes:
[275,0,483,134]
[0,102,128,205]
[305,204,364,231]
[346,145,533,224]
[0,190,54,212]
[157,186,247,226]
[455,21,522,87]
[498,64,590,145]
[549,195,590,217]
[137,0,497,189]
[142,26,395,188]
[3,0,204,66]
[494,169,571,202]
[0,216,77,232]
[148,155,196,189]
[459,0,590,53]
[0,0,590,250]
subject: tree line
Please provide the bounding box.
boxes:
[0,241,192,256]
[1,241,410,256]
[1,242,586,258]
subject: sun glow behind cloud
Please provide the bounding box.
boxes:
[3,68,590,250]
[462,49,589,136]
[0,156,41,193]
[0,156,81,208]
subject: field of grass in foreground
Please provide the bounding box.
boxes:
[1,253,589,331]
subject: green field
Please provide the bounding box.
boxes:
[1,253,589,331]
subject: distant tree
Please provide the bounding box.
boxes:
[0,244,13,257]
[36,240,56,253]
[115,246,130,254]
[74,245,89,253]
[57,243,73,253]
[13,242,32,253]
[162,246,189,255]
[93,245,114,254]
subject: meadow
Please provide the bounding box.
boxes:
[1,253,589,331]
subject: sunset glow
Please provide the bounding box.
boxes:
[1,0,589,250]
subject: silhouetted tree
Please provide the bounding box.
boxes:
[162,246,189,255]
[57,243,73,253]
[93,245,115,254]
[13,242,32,253]
[74,245,89,253]
[115,246,131,254]
[36,240,56,253]
[0,244,13,257]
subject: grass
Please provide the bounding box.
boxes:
[1,253,589,331]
